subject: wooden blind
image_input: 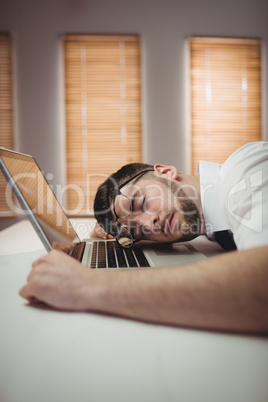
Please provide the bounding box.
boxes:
[64,35,142,215]
[190,37,262,173]
[0,33,14,215]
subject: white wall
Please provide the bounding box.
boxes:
[0,0,267,187]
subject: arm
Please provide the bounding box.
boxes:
[20,246,268,334]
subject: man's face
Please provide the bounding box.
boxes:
[111,175,202,243]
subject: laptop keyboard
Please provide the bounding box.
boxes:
[72,241,150,268]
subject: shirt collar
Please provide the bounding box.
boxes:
[197,161,229,235]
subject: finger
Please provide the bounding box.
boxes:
[28,255,48,282]
[52,241,66,249]
[100,233,109,239]
[52,241,74,253]
[95,225,109,239]
[90,230,107,239]
[28,296,39,303]
[20,284,35,301]
[27,264,44,282]
[32,254,48,269]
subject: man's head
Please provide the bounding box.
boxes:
[94,163,204,245]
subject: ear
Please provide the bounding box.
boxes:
[154,164,178,180]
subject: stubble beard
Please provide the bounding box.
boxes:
[161,182,202,242]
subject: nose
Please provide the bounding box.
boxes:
[117,211,157,228]
[135,210,160,230]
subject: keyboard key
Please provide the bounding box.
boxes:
[133,248,150,267]
[97,241,107,268]
[107,242,117,268]
[124,248,138,267]
[114,242,128,268]
[90,242,97,269]
[90,240,151,269]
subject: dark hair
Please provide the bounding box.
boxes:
[94,163,154,235]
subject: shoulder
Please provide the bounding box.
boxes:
[219,142,268,250]
[220,142,268,179]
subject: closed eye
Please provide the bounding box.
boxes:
[131,191,145,215]
[130,190,140,214]
[142,196,146,212]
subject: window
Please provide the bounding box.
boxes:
[190,37,262,173]
[0,33,14,215]
[64,35,142,215]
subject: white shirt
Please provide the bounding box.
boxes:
[198,142,268,250]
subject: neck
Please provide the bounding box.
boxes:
[177,174,206,235]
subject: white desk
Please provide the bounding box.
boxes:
[0,220,268,402]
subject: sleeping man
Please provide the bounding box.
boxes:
[20,142,268,334]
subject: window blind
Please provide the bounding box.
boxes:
[64,35,142,215]
[190,37,262,174]
[0,33,14,215]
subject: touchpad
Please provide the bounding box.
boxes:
[152,244,195,256]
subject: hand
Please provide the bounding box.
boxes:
[90,222,113,240]
[19,250,94,311]
[52,241,75,253]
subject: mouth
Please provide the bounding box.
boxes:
[165,213,175,236]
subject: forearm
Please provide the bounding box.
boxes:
[88,246,268,333]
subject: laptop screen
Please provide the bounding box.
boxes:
[0,148,78,245]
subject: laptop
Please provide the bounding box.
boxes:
[0,148,222,269]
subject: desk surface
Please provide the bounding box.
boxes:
[0,220,268,402]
